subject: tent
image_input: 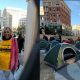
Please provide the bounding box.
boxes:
[44,43,80,70]
[75,41,80,50]
[40,39,50,51]
[50,40,60,49]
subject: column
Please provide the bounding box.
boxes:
[24,0,38,65]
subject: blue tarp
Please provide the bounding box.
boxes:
[50,40,60,48]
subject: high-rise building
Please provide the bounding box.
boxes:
[19,18,27,27]
[3,7,27,31]
[0,10,3,29]
[18,18,27,35]
[40,6,45,27]
[43,0,71,30]
[72,25,80,36]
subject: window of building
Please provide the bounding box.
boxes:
[49,2,51,6]
[46,2,48,6]
[56,3,59,5]
[41,16,42,20]
[43,2,46,5]
[53,14,55,17]
[46,12,48,16]
[61,3,63,7]
[64,6,65,9]
[56,1,59,5]
[45,17,46,21]
[42,17,44,20]
[41,23,44,26]
[53,8,56,11]
[59,15,60,17]
[46,6,48,11]
[49,7,51,11]
[50,14,52,17]
[54,19,56,22]
[54,9,55,11]
[50,20,52,23]
[57,7,59,11]
[54,20,56,22]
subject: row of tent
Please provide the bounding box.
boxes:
[40,39,80,70]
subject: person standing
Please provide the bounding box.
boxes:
[54,33,62,42]
[17,33,24,53]
[0,27,19,80]
[43,35,48,41]
[75,37,80,44]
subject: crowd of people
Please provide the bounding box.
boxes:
[43,33,62,43]
[42,33,80,45]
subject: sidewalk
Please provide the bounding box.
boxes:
[40,62,55,80]
[40,53,55,80]
[55,72,67,80]
[55,60,80,80]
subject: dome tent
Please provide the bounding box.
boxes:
[44,43,80,70]
[50,40,60,49]
[75,41,80,50]
[40,39,50,51]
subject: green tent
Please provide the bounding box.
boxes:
[75,41,80,50]
[50,40,60,49]
[40,39,50,51]
[44,43,80,70]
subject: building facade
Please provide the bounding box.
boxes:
[19,18,27,27]
[40,6,45,27]
[42,0,71,35]
[18,18,27,35]
[0,10,4,29]
[3,7,27,31]
[72,25,80,36]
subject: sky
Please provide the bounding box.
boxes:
[40,0,80,26]
[0,0,27,11]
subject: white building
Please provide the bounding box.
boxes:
[19,18,27,27]
[0,17,3,29]
[72,25,80,36]
[0,10,4,29]
[40,6,45,27]
[3,7,27,31]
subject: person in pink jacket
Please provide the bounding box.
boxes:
[0,27,19,80]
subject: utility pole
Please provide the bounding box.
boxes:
[24,0,38,65]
